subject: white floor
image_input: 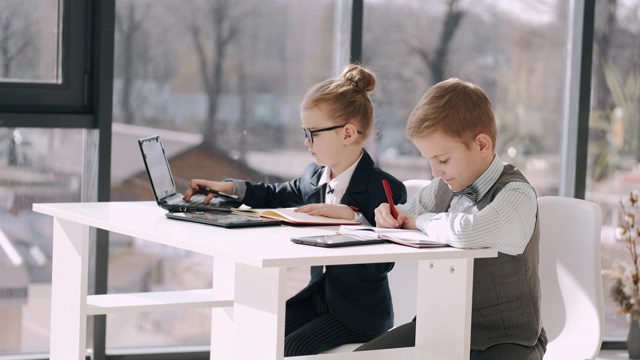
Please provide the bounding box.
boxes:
[597,349,633,359]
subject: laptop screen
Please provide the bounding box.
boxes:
[139,136,177,201]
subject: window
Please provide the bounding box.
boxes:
[0,0,629,357]
[0,0,104,357]
[0,128,98,355]
[108,0,344,350]
[0,0,88,114]
[363,0,568,194]
[0,0,62,83]
[587,0,640,342]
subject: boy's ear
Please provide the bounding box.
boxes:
[475,133,493,155]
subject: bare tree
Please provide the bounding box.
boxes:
[115,1,145,124]
[114,1,182,127]
[0,3,35,79]
[593,0,618,112]
[228,2,285,161]
[406,0,465,84]
[187,0,239,151]
[236,58,249,161]
[589,0,618,181]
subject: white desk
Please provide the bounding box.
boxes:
[33,201,497,360]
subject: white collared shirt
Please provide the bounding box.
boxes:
[318,152,363,205]
[398,155,537,255]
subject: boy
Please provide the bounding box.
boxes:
[357,78,547,359]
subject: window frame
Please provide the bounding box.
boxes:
[0,0,115,359]
[0,0,90,117]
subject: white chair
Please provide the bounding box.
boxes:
[319,179,432,354]
[537,196,605,360]
[402,179,432,199]
[321,193,605,357]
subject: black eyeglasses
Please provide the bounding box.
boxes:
[301,124,362,144]
[301,124,345,144]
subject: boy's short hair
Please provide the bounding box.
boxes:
[406,78,497,148]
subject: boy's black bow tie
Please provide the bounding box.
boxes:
[453,186,477,203]
[327,185,334,194]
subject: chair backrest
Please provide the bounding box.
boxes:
[537,196,604,360]
[402,179,432,200]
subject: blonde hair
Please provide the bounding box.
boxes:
[406,78,496,147]
[300,64,377,140]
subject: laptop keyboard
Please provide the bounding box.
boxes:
[187,212,264,224]
[167,194,232,210]
[176,197,220,207]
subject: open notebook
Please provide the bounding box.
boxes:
[336,225,448,248]
[291,226,447,248]
[232,207,361,226]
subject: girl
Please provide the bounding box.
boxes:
[184,64,406,355]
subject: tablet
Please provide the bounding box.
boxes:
[290,234,385,248]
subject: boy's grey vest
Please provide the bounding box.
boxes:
[433,164,542,350]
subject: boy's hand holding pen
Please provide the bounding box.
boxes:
[378,179,418,229]
[382,179,402,229]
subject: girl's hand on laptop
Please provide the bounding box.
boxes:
[184,179,233,203]
[295,204,356,221]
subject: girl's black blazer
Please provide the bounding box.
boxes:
[237,150,407,334]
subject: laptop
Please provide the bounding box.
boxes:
[165,211,281,229]
[138,135,237,212]
[138,135,281,228]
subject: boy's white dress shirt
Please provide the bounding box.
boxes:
[398,155,537,255]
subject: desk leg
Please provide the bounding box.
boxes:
[233,263,286,360]
[211,257,234,360]
[416,258,474,360]
[49,218,90,360]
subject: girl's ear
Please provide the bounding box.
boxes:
[343,123,359,144]
[475,133,493,155]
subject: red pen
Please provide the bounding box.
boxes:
[382,179,398,220]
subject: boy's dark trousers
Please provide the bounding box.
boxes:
[354,319,547,360]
